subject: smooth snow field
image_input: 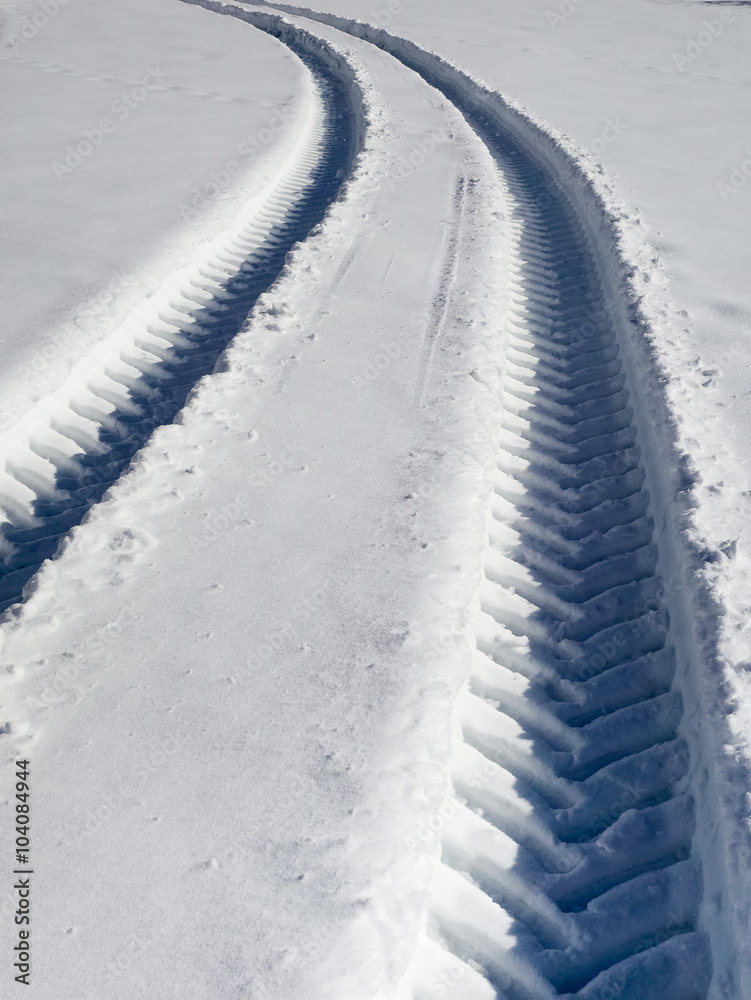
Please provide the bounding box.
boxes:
[0,1,750,999]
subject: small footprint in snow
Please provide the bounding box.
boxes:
[107,528,157,562]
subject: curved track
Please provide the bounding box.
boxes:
[412,143,711,1000]
[0,16,360,613]
[2,1,725,996]
[212,4,718,997]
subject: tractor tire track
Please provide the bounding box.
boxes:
[0,12,362,614]
[9,0,726,993]
[225,4,722,997]
[409,152,711,1000]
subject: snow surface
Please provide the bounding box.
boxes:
[0,0,305,428]
[1,0,750,998]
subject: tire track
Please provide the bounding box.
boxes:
[0,13,362,614]
[229,5,720,997]
[11,0,723,992]
[410,152,711,1000]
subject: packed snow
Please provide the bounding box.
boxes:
[1,1,750,999]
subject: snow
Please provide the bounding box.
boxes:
[1,0,750,998]
[0,0,305,428]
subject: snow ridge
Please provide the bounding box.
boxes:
[0,14,363,614]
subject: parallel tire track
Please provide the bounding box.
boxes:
[0,16,361,614]
[229,5,718,998]
[9,0,721,993]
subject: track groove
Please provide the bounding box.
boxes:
[8,0,723,992]
[0,19,362,614]
[223,6,717,998]
[412,133,712,1000]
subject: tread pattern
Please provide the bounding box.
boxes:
[8,1,719,993]
[413,121,712,1000]
[0,31,358,614]
[234,6,716,998]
